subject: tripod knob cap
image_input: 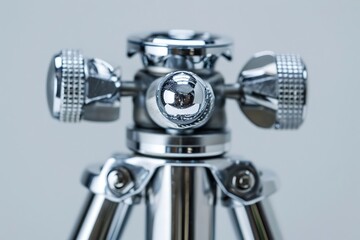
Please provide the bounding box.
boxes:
[47,50,85,122]
[47,50,121,122]
[146,71,215,130]
[239,52,307,129]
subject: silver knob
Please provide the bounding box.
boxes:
[47,50,121,122]
[238,51,307,129]
[146,71,215,129]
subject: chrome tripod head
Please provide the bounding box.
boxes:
[46,30,308,240]
[47,29,307,134]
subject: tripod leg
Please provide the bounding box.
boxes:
[228,199,282,240]
[70,193,132,240]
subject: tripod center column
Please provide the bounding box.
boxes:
[146,165,216,240]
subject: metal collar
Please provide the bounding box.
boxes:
[126,126,231,158]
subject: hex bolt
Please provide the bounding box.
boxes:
[107,167,133,195]
[232,170,256,192]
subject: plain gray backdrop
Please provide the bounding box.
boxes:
[1,0,359,239]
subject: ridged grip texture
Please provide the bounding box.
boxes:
[276,54,306,129]
[59,50,86,122]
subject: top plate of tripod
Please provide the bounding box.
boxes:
[127,29,232,70]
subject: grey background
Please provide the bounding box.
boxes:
[1,0,359,239]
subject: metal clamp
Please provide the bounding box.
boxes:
[81,154,278,205]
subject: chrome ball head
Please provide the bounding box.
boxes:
[47,50,121,122]
[45,30,309,240]
[238,51,307,129]
[146,71,215,129]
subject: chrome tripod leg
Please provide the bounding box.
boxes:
[70,193,132,240]
[228,199,282,240]
[146,166,216,240]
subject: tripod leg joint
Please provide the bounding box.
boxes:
[207,157,278,205]
[80,153,159,202]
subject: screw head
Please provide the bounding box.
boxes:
[107,168,133,195]
[232,170,255,192]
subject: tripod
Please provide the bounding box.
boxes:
[46,30,307,240]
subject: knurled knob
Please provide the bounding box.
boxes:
[47,50,85,122]
[238,51,307,129]
[146,71,215,130]
[47,49,121,122]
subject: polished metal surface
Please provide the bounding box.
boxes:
[133,69,227,131]
[146,71,215,129]
[237,51,307,129]
[228,199,283,240]
[71,194,131,240]
[47,50,85,122]
[231,170,256,192]
[107,167,134,196]
[47,50,121,122]
[46,30,309,240]
[73,154,279,240]
[127,29,232,70]
[126,127,230,158]
[146,166,216,240]
[82,154,278,205]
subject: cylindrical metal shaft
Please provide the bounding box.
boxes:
[146,166,216,240]
[71,193,131,240]
[228,199,282,240]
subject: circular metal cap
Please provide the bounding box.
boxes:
[127,29,232,70]
[47,50,85,122]
[146,71,215,129]
[238,51,307,129]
